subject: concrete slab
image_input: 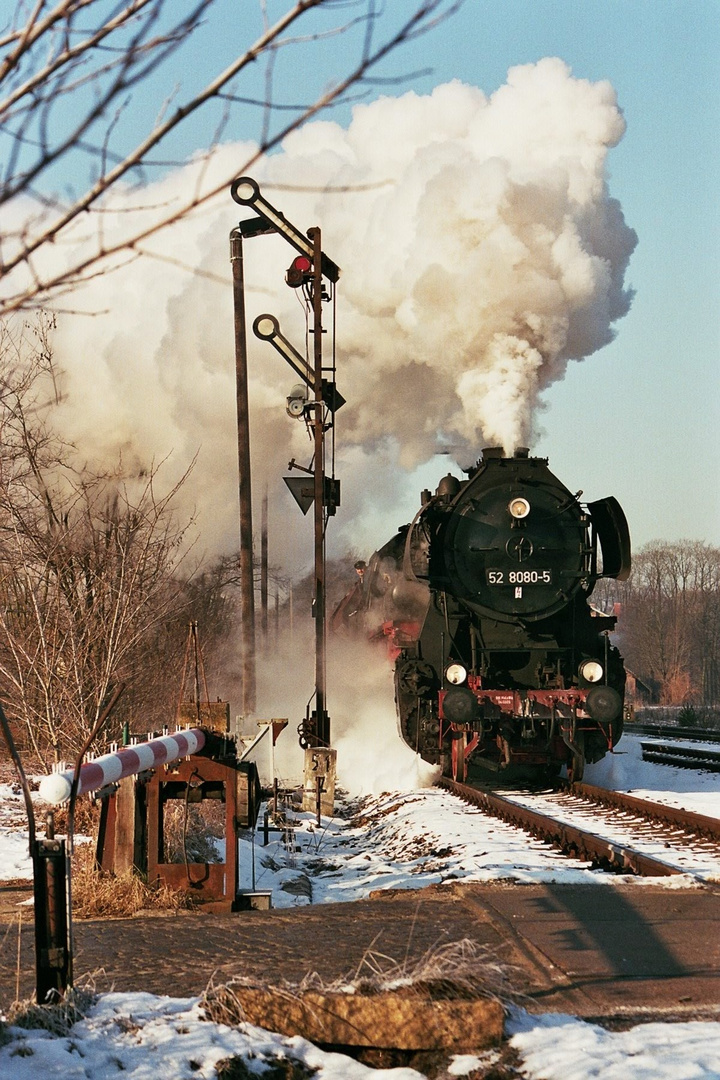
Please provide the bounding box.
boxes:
[464,882,720,1016]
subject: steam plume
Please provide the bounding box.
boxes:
[22,58,635,570]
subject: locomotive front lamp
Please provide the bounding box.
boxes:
[445,663,468,685]
[508,497,531,519]
[579,660,604,683]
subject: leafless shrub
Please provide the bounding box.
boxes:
[1,2,462,316]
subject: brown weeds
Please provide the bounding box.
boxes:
[70,842,197,918]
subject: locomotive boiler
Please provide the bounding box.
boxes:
[335,447,631,782]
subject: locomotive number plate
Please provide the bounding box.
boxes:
[486,569,552,585]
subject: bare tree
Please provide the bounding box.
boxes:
[0,0,461,315]
[0,318,197,765]
[616,540,720,707]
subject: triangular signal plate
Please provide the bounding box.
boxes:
[284,475,314,515]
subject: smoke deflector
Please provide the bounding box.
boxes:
[589,496,632,580]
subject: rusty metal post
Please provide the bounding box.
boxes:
[230,227,257,717]
[261,486,269,638]
[32,818,70,1004]
[309,226,329,747]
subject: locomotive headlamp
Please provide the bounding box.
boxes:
[508,497,531,519]
[445,663,467,685]
[579,660,604,683]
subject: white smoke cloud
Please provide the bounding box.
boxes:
[16,58,636,575]
[328,637,439,796]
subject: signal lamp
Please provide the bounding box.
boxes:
[508,497,531,519]
[579,659,604,684]
[286,383,307,418]
[286,254,313,288]
[445,663,468,686]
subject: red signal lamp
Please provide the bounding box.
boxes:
[286,254,313,288]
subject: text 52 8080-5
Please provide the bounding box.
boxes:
[486,569,553,585]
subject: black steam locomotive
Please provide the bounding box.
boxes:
[335,448,631,782]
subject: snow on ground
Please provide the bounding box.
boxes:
[1,733,720,1078]
[238,732,720,903]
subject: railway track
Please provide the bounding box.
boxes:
[625,721,720,744]
[639,741,720,772]
[437,776,720,880]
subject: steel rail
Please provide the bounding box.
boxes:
[437,777,683,877]
[560,780,720,841]
[625,722,720,744]
[638,743,720,773]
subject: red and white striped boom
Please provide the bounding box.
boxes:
[38,728,207,805]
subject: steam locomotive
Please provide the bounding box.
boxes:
[334,448,631,782]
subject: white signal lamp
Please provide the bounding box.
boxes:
[286,384,308,418]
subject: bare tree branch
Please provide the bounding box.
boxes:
[0,0,462,315]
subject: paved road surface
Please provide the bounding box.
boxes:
[2,880,720,1022]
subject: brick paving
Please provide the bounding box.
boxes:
[3,880,720,1022]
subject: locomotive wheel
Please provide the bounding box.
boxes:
[567,731,585,783]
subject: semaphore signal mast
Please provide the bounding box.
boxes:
[229,177,343,755]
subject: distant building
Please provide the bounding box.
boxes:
[625,670,658,707]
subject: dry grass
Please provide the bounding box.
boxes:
[216,1055,318,1079]
[302,937,521,1004]
[162,799,225,864]
[51,796,101,837]
[201,937,520,1029]
[70,842,198,918]
[4,983,96,1036]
